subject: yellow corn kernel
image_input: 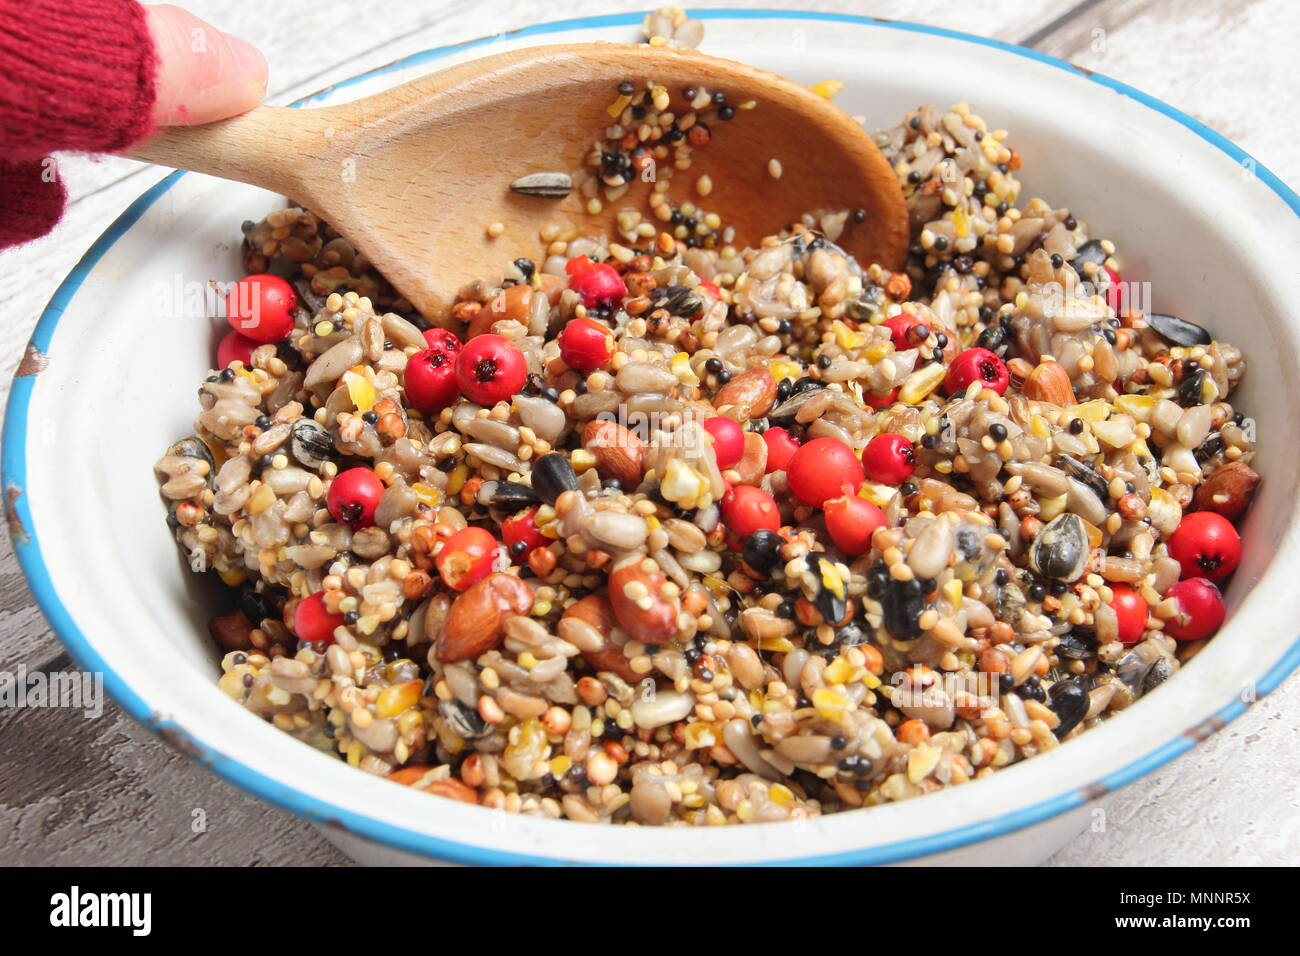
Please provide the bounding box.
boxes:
[571,448,597,473]
[908,742,941,783]
[375,680,421,717]
[810,79,844,99]
[671,352,700,386]
[943,578,964,609]
[1029,414,1051,438]
[812,686,850,720]
[684,721,717,749]
[899,362,946,404]
[445,464,468,496]
[411,482,442,508]
[518,652,538,670]
[661,459,709,509]
[549,755,572,777]
[768,783,796,806]
[218,566,247,587]
[246,483,276,515]
[343,370,376,412]
[951,205,970,238]
[346,740,364,767]
[606,93,632,118]
[1113,394,1155,421]
[1072,399,1111,422]
[858,481,899,508]
[758,636,795,654]
[703,576,729,597]
[824,657,855,685]
[1038,492,1068,522]
[768,358,803,382]
[864,342,893,362]
[832,320,865,349]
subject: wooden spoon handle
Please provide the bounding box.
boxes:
[128,104,335,200]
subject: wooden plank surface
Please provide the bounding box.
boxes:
[1,0,1296,866]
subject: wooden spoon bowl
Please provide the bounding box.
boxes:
[132,43,906,320]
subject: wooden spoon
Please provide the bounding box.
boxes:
[131,42,906,320]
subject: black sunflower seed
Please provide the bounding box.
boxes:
[1048,675,1091,738]
[1147,312,1212,347]
[530,454,578,504]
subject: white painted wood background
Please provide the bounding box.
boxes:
[2,0,1297,866]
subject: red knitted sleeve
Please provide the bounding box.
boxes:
[0,0,157,247]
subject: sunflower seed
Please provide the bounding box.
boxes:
[510,172,573,198]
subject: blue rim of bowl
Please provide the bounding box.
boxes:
[5,8,1300,866]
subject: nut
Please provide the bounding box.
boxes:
[1192,460,1260,521]
[712,367,776,419]
[563,593,618,636]
[582,419,645,489]
[470,284,533,338]
[1006,357,1033,391]
[423,778,480,804]
[561,595,639,682]
[608,559,681,646]
[209,610,254,652]
[731,430,769,485]
[436,572,533,661]
[884,271,911,300]
[1021,361,1076,406]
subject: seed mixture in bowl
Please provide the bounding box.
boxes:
[155,65,1260,824]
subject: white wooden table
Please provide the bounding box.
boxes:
[2,0,1297,866]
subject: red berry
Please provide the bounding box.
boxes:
[565,256,626,308]
[501,508,546,562]
[327,467,384,528]
[436,526,499,591]
[861,433,916,484]
[1163,577,1226,641]
[1107,583,1148,645]
[404,347,461,415]
[763,427,800,473]
[216,329,258,369]
[945,347,1009,396]
[558,317,614,370]
[564,256,591,276]
[882,313,928,351]
[703,417,745,470]
[786,437,864,507]
[823,494,886,555]
[1167,511,1241,582]
[720,485,781,539]
[864,387,899,410]
[226,273,297,343]
[422,327,462,356]
[294,592,343,646]
[1103,265,1126,315]
[455,333,528,406]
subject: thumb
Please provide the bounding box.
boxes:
[145,4,268,127]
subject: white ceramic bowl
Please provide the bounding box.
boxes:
[6,10,1300,866]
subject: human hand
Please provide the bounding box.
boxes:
[144,3,268,127]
